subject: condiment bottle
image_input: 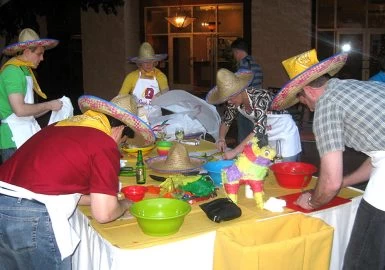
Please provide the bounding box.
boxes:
[274,140,283,163]
[135,150,146,184]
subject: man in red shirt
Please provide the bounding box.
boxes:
[0,94,155,269]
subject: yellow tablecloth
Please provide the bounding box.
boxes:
[79,140,362,250]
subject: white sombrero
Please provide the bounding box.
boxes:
[206,68,253,105]
[146,143,205,173]
[2,28,59,56]
[129,42,167,63]
[78,95,155,147]
[270,49,348,111]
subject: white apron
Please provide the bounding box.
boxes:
[133,72,162,123]
[266,114,302,157]
[1,76,41,148]
[0,181,81,260]
[362,151,385,211]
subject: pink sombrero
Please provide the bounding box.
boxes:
[129,42,167,63]
[146,143,205,173]
[78,95,155,147]
[206,68,253,105]
[270,49,348,111]
[2,28,59,56]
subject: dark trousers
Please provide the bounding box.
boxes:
[343,199,385,270]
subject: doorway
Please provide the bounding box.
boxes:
[170,36,193,90]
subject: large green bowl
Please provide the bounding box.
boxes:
[130,198,191,236]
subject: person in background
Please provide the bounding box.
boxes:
[0,94,155,269]
[0,28,63,161]
[369,56,385,82]
[270,49,385,269]
[206,68,301,161]
[119,42,168,123]
[231,38,263,144]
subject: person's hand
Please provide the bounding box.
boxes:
[50,99,63,111]
[295,191,314,210]
[216,138,227,152]
[223,149,237,160]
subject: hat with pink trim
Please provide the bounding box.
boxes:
[2,28,59,56]
[78,95,155,147]
[270,49,348,110]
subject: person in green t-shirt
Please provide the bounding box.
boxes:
[0,28,63,162]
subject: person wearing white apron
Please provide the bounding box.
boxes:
[118,42,168,124]
[0,28,63,162]
[270,49,385,268]
[206,68,301,161]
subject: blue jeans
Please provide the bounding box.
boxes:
[0,195,71,270]
[343,199,385,270]
[1,148,16,164]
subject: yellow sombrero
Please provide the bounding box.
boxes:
[2,28,59,56]
[270,49,348,111]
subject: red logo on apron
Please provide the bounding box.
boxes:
[144,88,154,99]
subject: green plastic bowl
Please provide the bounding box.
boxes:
[130,198,191,236]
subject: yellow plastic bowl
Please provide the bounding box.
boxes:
[121,144,155,156]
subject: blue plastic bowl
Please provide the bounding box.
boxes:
[203,160,234,186]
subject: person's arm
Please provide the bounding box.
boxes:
[90,193,131,223]
[216,123,229,152]
[223,132,254,160]
[342,157,372,188]
[8,93,62,117]
[296,150,343,210]
[156,69,169,94]
[119,72,137,95]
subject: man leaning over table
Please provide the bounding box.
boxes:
[0,28,64,162]
[270,49,385,269]
[0,94,155,269]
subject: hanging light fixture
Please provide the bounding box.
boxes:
[201,6,218,32]
[165,5,195,28]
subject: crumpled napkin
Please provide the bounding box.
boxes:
[48,96,74,125]
[263,197,287,212]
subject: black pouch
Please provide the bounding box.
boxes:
[199,198,242,223]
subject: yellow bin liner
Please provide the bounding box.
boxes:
[213,213,334,270]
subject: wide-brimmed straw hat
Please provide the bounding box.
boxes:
[270,49,348,110]
[129,42,167,63]
[146,143,205,173]
[206,68,253,105]
[78,95,155,147]
[2,28,59,56]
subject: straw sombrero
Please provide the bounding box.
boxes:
[146,143,205,173]
[129,42,167,63]
[206,68,253,105]
[2,28,59,56]
[270,49,348,111]
[78,95,155,147]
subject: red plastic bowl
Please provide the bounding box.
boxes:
[270,162,317,189]
[121,185,147,202]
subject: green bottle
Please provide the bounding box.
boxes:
[136,150,146,184]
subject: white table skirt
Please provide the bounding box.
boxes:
[71,194,362,270]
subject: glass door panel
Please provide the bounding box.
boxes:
[171,37,192,90]
[369,33,385,78]
[337,33,364,79]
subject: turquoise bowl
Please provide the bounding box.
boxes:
[203,160,234,186]
[130,198,191,236]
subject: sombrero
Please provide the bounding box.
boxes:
[270,49,348,111]
[146,143,205,173]
[206,68,253,105]
[129,42,167,63]
[2,28,59,56]
[78,95,155,147]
